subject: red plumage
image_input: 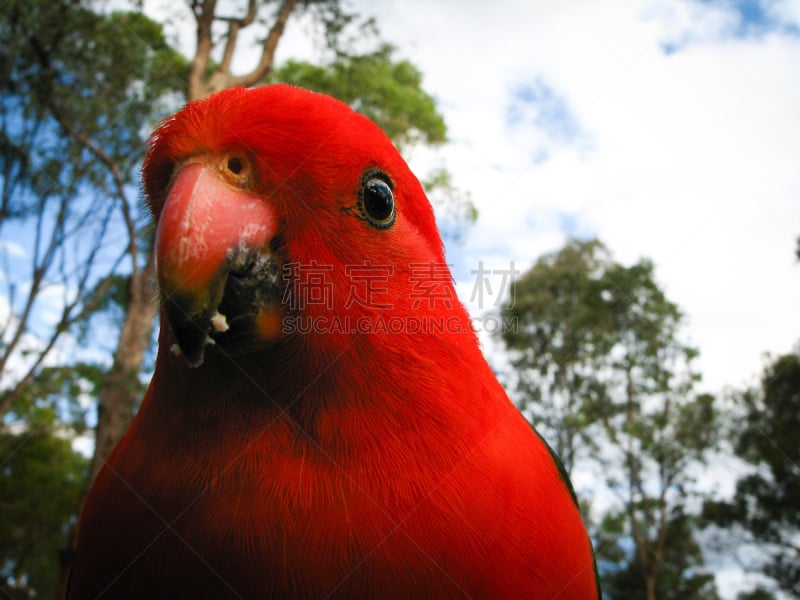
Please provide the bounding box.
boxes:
[70,85,600,599]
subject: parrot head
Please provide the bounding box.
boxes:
[143,84,447,367]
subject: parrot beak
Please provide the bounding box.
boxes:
[155,161,282,367]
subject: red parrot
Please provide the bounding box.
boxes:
[70,84,600,599]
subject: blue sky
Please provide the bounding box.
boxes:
[696,0,799,39]
[507,78,585,163]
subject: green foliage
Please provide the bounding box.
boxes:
[592,259,714,599]
[308,0,380,58]
[0,430,88,598]
[2,0,188,179]
[703,353,800,596]
[1,365,95,597]
[271,45,446,149]
[0,0,187,412]
[501,238,719,598]
[5,363,104,431]
[420,167,477,241]
[501,239,621,473]
[597,510,719,600]
[737,588,777,600]
[738,355,800,475]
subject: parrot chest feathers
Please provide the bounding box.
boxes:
[102,406,518,597]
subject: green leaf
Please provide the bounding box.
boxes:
[271,45,446,149]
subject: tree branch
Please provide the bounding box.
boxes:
[0,304,71,416]
[220,0,298,90]
[647,487,670,594]
[218,0,257,75]
[0,211,48,382]
[188,0,217,101]
[47,103,138,273]
[0,220,127,416]
[0,31,145,416]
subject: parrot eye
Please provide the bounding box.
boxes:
[227,157,243,174]
[359,174,396,229]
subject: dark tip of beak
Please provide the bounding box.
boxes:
[161,250,286,368]
[163,294,213,368]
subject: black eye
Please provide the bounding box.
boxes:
[359,175,396,229]
[227,156,243,174]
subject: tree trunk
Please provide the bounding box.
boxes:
[645,573,657,600]
[87,250,157,484]
[55,250,157,599]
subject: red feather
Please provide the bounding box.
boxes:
[70,85,600,599]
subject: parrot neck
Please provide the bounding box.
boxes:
[140,306,499,455]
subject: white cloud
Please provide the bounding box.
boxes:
[72,433,95,458]
[563,34,800,392]
[0,239,26,259]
